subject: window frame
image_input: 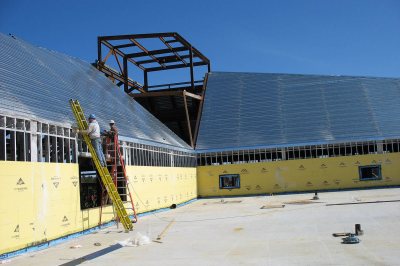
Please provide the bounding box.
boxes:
[219,174,241,189]
[359,165,382,181]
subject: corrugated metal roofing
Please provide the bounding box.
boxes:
[0,33,192,151]
[196,72,400,152]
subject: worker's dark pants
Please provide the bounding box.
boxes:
[91,138,106,167]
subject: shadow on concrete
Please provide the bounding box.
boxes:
[58,243,123,266]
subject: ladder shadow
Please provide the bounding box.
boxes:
[58,243,123,266]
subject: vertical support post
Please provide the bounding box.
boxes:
[0,117,5,160]
[31,122,38,162]
[23,125,26,161]
[144,70,148,91]
[97,38,102,65]
[193,73,208,147]
[281,148,286,160]
[54,136,58,163]
[183,91,194,148]
[13,118,16,161]
[123,57,129,93]
[376,141,383,154]
[189,47,194,91]
[207,63,211,73]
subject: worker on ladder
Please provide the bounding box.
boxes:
[103,120,119,140]
[103,120,121,164]
[77,114,107,167]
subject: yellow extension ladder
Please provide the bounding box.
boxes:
[69,99,133,231]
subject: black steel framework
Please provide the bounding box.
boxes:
[96,32,210,147]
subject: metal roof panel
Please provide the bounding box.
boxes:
[0,33,192,150]
[196,72,400,151]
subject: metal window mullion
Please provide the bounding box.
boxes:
[132,144,135,165]
[144,145,147,166]
[62,136,65,163]
[74,136,78,163]
[11,118,15,161]
[136,145,139,166]
[133,144,136,165]
[158,147,161,167]
[155,147,158,166]
[140,145,144,166]
[163,149,166,167]
[1,128,4,160]
[66,138,70,163]
[130,145,134,165]
[138,145,141,166]
[39,134,42,162]
[151,146,154,167]
[132,145,135,165]
[22,126,26,161]
[148,146,151,166]
[140,145,143,166]
[55,136,58,163]
[154,147,157,167]
[13,120,16,161]
[160,148,162,167]
[135,145,139,166]
[160,148,163,167]
[162,148,165,167]
[46,134,50,162]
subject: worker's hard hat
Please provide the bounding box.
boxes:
[109,120,115,124]
[88,114,96,120]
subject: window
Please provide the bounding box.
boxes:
[100,140,195,167]
[219,174,240,189]
[49,136,57,162]
[37,122,77,163]
[196,139,400,166]
[5,130,15,160]
[63,138,70,163]
[359,165,381,181]
[79,170,102,209]
[70,139,76,162]
[0,115,31,161]
[0,129,4,161]
[16,131,25,161]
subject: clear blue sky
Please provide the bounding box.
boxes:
[1,0,399,80]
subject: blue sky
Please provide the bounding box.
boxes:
[1,0,399,82]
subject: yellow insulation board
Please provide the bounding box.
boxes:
[197,153,400,197]
[0,162,196,255]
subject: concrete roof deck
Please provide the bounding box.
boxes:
[8,188,400,266]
